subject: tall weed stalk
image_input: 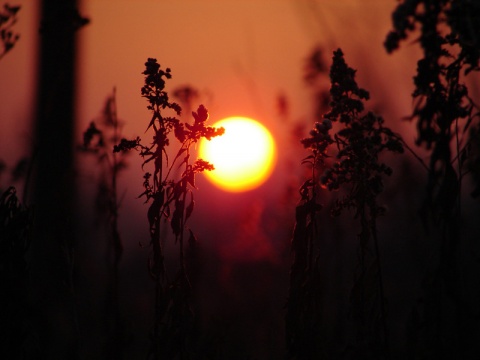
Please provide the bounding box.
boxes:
[287,49,403,359]
[81,88,127,358]
[386,1,480,357]
[115,59,223,359]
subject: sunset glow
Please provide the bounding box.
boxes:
[198,117,276,192]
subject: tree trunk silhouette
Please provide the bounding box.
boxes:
[29,1,87,358]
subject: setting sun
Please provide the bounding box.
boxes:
[198,116,276,192]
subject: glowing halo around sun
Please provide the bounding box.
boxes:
[198,116,276,192]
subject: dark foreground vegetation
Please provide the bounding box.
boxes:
[1,1,480,359]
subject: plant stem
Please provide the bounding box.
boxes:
[371,216,389,359]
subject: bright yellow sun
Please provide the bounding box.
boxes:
[198,116,276,192]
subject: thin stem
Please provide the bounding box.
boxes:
[455,117,462,217]
[109,87,123,357]
[395,135,429,172]
[152,213,164,360]
[22,149,37,205]
[371,215,390,359]
[309,153,317,271]
[152,104,166,360]
[451,140,470,166]
[179,185,187,273]
[164,141,189,182]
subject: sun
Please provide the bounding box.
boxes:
[198,116,276,192]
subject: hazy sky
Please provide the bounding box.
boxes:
[77,0,414,137]
[0,0,424,259]
[0,0,420,165]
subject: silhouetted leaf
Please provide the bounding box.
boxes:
[188,229,197,248]
[171,204,183,237]
[147,112,158,131]
[185,193,194,223]
[186,170,195,188]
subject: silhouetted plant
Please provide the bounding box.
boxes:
[385,0,480,209]
[0,156,30,200]
[285,177,323,359]
[80,88,127,359]
[0,3,20,60]
[115,58,223,359]
[0,9,36,349]
[386,1,480,358]
[287,49,403,360]
[467,123,480,198]
[285,46,329,360]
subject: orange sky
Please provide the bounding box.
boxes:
[0,0,425,257]
[0,0,422,167]
[76,0,418,137]
[74,0,422,193]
